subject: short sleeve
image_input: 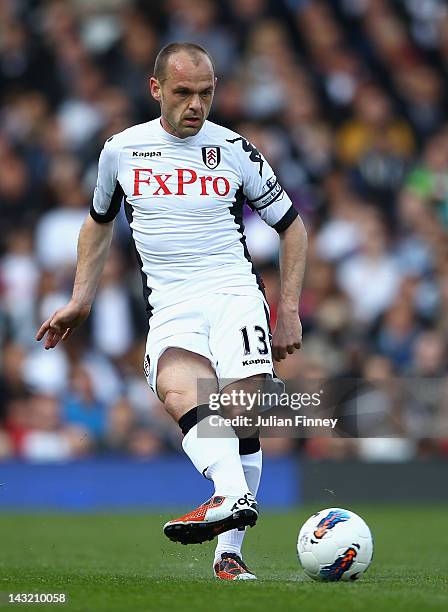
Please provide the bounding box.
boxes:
[90,136,124,223]
[228,136,298,233]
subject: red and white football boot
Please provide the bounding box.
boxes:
[163,492,258,544]
[213,552,257,581]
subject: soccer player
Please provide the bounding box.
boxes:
[36,43,307,580]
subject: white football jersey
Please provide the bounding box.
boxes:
[90,118,298,315]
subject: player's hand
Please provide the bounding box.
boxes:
[272,304,302,361]
[36,300,91,350]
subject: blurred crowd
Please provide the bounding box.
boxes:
[1,0,448,462]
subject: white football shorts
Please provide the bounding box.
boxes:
[143,293,278,397]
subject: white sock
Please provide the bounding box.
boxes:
[182,418,249,496]
[214,449,262,563]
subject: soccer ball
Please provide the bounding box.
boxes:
[297,508,373,581]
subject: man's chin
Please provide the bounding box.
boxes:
[177,126,202,138]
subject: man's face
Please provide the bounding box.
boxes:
[150,52,216,138]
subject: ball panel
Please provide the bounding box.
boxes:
[298,551,319,577]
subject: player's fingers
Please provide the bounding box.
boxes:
[35,318,52,341]
[44,326,63,350]
[293,341,302,349]
[62,328,72,341]
[286,345,295,354]
[44,330,56,349]
[273,346,287,361]
[45,335,61,350]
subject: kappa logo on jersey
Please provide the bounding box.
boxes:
[226,137,264,177]
[133,151,161,158]
[201,146,221,169]
[132,168,231,197]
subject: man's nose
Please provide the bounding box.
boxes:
[188,94,201,113]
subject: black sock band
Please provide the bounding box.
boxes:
[178,404,210,436]
[239,437,261,455]
[178,406,261,452]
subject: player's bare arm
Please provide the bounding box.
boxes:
[272,215,307,362]
[36,215,113,350]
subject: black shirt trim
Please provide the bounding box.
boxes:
[89,181,124,223]
[272,206,298,233]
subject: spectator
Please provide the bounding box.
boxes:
[61,364,107,440]
[337,212,402,323]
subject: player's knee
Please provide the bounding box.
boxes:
[163,390,197,421]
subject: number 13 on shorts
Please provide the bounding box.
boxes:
[209,294,274,383]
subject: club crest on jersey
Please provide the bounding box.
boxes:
[202,146,221,169]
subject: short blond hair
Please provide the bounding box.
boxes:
[153,42,215,81]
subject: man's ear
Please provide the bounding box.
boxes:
[150,76,161,101]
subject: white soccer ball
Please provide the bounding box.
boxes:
[297,508,373,581]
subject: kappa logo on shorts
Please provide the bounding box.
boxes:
[242,358,271,366]
[201,146,221,169]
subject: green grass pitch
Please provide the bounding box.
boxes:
[1,506,447,611]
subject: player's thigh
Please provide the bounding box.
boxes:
[157,348,218,421]
[221,373,267,411]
